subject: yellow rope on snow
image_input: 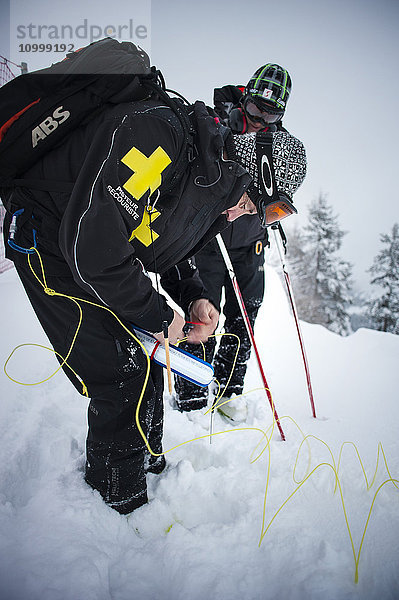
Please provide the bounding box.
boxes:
[4,247,399,584]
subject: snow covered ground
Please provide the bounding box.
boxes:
[0,264,398,600]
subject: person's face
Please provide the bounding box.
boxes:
[222,192,257,222]
[243,97,283,133]
[246,118,265,133]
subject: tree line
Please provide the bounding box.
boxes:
[281,194,399,336]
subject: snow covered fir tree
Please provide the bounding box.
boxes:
[366,223,399,334]
[286,194,353,335]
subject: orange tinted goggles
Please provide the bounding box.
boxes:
[259,195,297,227]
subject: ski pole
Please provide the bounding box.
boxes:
[162,320,173,395]
[272,225,316,418]
[216,234,286,441]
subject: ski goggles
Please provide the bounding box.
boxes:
[257,193,297,227]
[243,98,284,126]
[250,132,297,228]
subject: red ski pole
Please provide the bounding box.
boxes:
[272,226,316,418]
[216,234,286,441]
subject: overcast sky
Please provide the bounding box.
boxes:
[1,0,399,293]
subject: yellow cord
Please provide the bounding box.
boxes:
[4,247,399,584]
[257,414,399,583]
[4,343,88,396]
[4,248,152,442]
[204,332,241,415]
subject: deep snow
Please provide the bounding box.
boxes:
[0,263,398,600]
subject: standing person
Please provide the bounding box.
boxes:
[1,82,306,513]
[175,64,294,421]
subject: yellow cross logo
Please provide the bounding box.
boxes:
[129,207,161,247]
[121,146,172,200]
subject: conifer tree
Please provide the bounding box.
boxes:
[285,223,311,316]
[367,223,399,333]
[287,194,353,335]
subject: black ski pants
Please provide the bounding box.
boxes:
[14,259,163,514]
[175,241,265,406]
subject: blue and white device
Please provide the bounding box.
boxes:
[131,326,214,387]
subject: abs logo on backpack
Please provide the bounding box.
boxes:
[31,106,70,148]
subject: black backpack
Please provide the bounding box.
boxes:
[0,37,193,189]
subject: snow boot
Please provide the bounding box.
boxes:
[145,452,166,474]
[85,441,148,515]
[174,370,209,411]
[215,394,248,424]
[174,337,215,411]
[175,392,209,412]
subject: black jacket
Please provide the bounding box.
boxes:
[2,100,251,332]
[214,84,245,124]
[213,83,290,250]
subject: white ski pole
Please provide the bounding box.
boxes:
[272,226,316,418]
[216,234,285,441]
